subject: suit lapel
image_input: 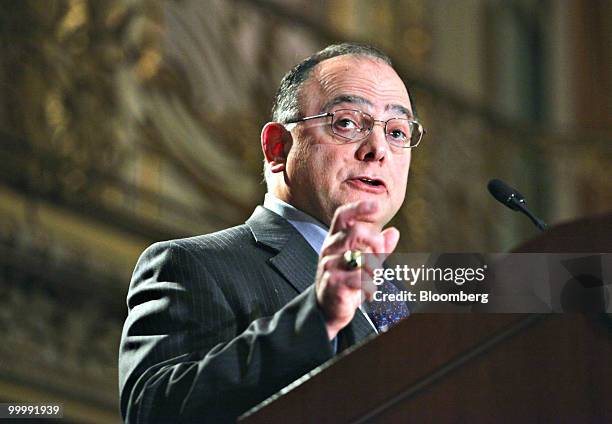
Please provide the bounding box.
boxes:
[268,235,319,293]
[246,206,375,344]
[246,206,318,294]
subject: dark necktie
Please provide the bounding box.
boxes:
[364,279,410,332]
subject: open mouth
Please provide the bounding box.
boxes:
[357,177,384,187]
[348,176,387,192]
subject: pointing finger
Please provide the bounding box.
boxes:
[329,200,379,233]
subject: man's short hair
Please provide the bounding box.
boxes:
[264,43,395,187]
[271,43,393,124]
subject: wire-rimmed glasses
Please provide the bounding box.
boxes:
[285,109,425,148]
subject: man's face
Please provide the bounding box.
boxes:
[283,55,414,229]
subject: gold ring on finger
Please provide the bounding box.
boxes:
[343,250,363,270]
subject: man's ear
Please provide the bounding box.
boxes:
[261,122,291,173]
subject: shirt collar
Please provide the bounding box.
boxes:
[263,193,329,255]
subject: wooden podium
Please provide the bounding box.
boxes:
[241,214,612,423]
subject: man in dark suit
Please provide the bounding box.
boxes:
[119,43,424,423]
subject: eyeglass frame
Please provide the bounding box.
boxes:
[284,108,425,148]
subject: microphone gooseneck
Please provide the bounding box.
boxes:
[487,179,548,231]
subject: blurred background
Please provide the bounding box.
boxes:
[0,0,610,422]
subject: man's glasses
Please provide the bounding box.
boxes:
[285,109,425,148]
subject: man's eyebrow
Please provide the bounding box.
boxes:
[320,95,372,112]
[321,95,413,119]
[386,104,413,119]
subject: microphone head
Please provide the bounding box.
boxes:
[487,179,525,211]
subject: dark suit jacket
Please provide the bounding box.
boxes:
[118,206,375,423]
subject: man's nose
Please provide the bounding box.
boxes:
[356,122,387,162]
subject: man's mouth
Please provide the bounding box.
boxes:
[347,176,387,193]
[357,177,384,187]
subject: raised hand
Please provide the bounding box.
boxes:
[315,200,400,339]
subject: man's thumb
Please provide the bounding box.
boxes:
[381,227,400,253]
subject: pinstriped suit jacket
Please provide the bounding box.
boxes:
[118,206,375,423]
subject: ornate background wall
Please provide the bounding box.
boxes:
[0,0,610,421]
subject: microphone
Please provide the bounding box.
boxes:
[487,179,548,231]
